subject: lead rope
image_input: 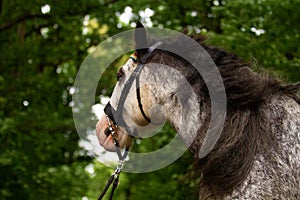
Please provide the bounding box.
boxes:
[97,160,124,200]
[98,116,129,200]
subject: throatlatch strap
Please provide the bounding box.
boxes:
[136,75,151,122]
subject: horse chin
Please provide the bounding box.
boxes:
[102,135,118,152]
[102,130,131,152]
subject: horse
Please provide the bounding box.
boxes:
[96,22,300,199]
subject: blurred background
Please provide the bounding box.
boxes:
[0,0,299,199]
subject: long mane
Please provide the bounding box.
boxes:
[146,33,299,198]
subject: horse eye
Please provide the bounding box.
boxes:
[116,68,125,81]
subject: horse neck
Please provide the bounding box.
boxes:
[196,92,300,198]
[142,64,201,146]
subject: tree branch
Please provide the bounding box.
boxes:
[0,0,2,16]
[0,0,117,32]
[0,13,50,32]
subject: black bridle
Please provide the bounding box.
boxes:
[104,41,162,129]
[98,41,162,200]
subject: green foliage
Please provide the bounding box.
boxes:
[205,0,300,82]
[86,151,198,200]
[0,0,299,199]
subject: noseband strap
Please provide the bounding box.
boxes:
[104,102,117,125]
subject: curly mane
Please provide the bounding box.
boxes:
[146,33,299,198]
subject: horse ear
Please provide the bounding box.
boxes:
[134,22,148,56]
[136,21,144,29]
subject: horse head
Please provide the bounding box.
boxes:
[96,22,169,152]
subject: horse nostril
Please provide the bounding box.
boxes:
[104,128,110,137]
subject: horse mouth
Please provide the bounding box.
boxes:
[96,116,132,152]
[99,134,115,152]
[95,115,117,152]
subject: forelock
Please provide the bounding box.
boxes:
[122,58,136,72]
